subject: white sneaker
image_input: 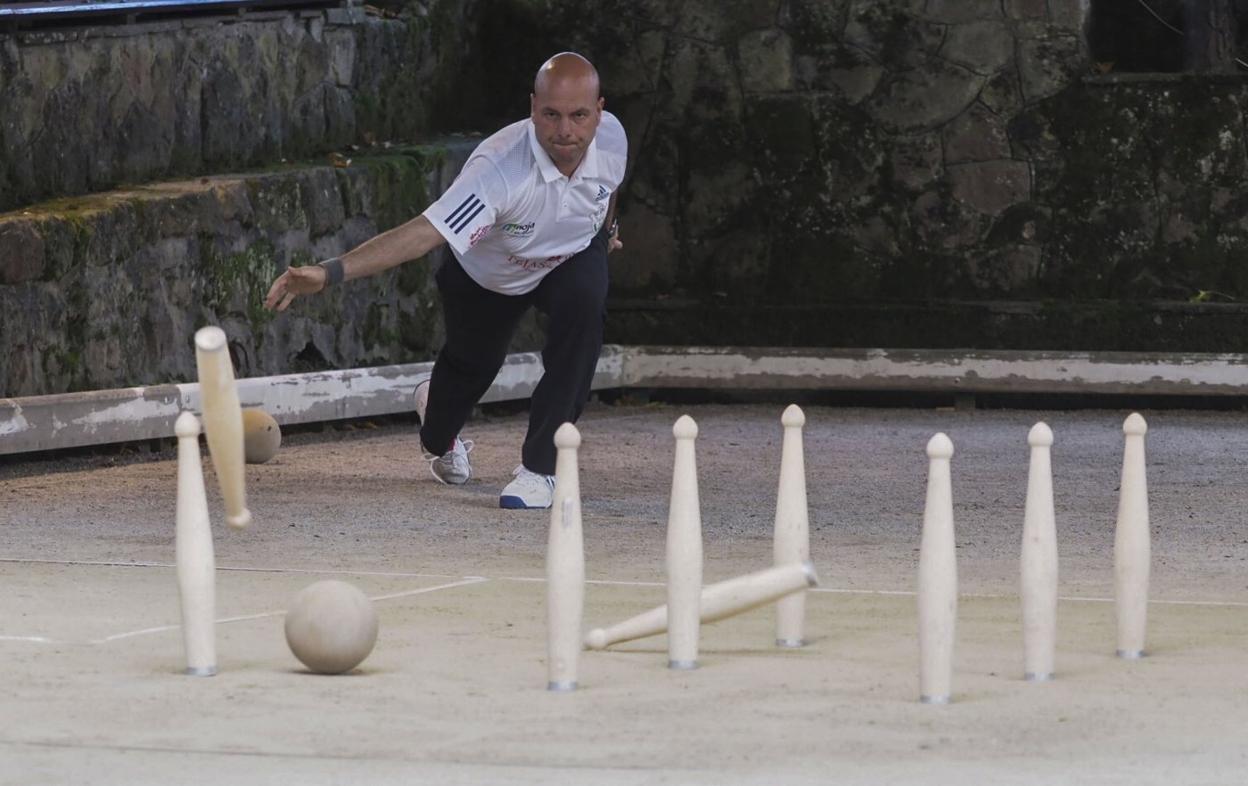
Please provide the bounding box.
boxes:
[499,465,556,509]
[426,437,473,485]
[414,378,473,485]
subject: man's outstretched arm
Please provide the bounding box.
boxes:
[264,215,447,312]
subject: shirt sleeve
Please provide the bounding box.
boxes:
[422,156,507,254]
[596,112,629,190]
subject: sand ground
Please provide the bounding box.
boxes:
[2,401,1246,784]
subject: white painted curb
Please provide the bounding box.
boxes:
[3,345,1247,455]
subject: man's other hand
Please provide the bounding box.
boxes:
[264,264,328,312]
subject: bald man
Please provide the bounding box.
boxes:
[264,52,627,510]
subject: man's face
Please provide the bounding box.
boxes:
[531,77,603,174]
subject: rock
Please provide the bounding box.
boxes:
[970,244,1043,292]
[738,29,794,93]
[941,21,1014,75]
[981,67,1026,116]
[746,95,817,173]
[924,0,1004,24]
[1004,0,1048,20]
[866,62,987,132]
[299,169,347,239]
[1048,0,1089,31]
[793,42,884,103]
[890,133,944,191]
[0,220,45,284]
[948,160,1033,215]
[943,103,1012,163]
[1019,35,1084,102]
[846,2,944,68]
[674,0,779,41]
[780,0,851,46]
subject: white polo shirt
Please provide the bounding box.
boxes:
[423,111,628,295]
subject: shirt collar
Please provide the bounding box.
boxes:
[527,120,600,183]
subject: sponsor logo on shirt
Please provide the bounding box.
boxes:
[500,221,535,237]
[595,185,610,202]
[469,224,491,247]
[445,193,486,235]
[507,254,572,271]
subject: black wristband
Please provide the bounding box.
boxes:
[317,257,345,286]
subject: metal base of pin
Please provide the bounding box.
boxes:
[547,681,577,692]
[1116,649,1145,660]
[1024,672,1055,682]
[185,666,217,677]
[920,694,951,705]
[775,638,805,649]
[668,660,698,670]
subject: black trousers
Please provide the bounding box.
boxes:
[419,229,609,476]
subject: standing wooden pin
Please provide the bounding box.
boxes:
[918,433,957,704]
[1115,413,1150,659]
[774,404,810,648]
[667,415,703,670]
[194,326,251,529]
[175,411,216,676]
[547,423,585,691]
[1021,422,1057,682]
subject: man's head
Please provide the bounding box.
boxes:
[531,52,603,176]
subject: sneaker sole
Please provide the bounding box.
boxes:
[431,473,471,486]
[499,495,551,510]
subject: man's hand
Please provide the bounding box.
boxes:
[607,216,622,253]
[264,264,328,312]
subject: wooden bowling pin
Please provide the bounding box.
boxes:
[774,404,810,648]
[546,423,585,691]
[584,561,819,650]
[667,415,703,670]
[1115,413,1150,659]
[1021,422,1058,682]
[194,326,251,529]
[918,433,957,704]
[175,411,216,676]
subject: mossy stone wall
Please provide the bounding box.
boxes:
[6,0,1248,399]
[0,146,472,397]
[445,0,1248,351]
[0,3,474,213]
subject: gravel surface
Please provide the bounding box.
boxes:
[2,402,1246,784]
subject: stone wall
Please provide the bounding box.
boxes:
[7,0,1248,400]
[0,3,474,213]
[447,0,1088,301]
[0,145,472,398]
[447,0,1248,351]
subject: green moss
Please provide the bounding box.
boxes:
[394,257,428,296]
[397,308,434,353]
[246,178,306,231]
[784,0,848,49]
[362,302,398,350]
[352,148,438,230]
[200,238,281,327]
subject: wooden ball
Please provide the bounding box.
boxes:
[241,408,281,464]
[284,580,378,674]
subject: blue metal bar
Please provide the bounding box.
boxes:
[0,0,342,20]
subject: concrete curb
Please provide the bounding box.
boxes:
[2,345,1246,455]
